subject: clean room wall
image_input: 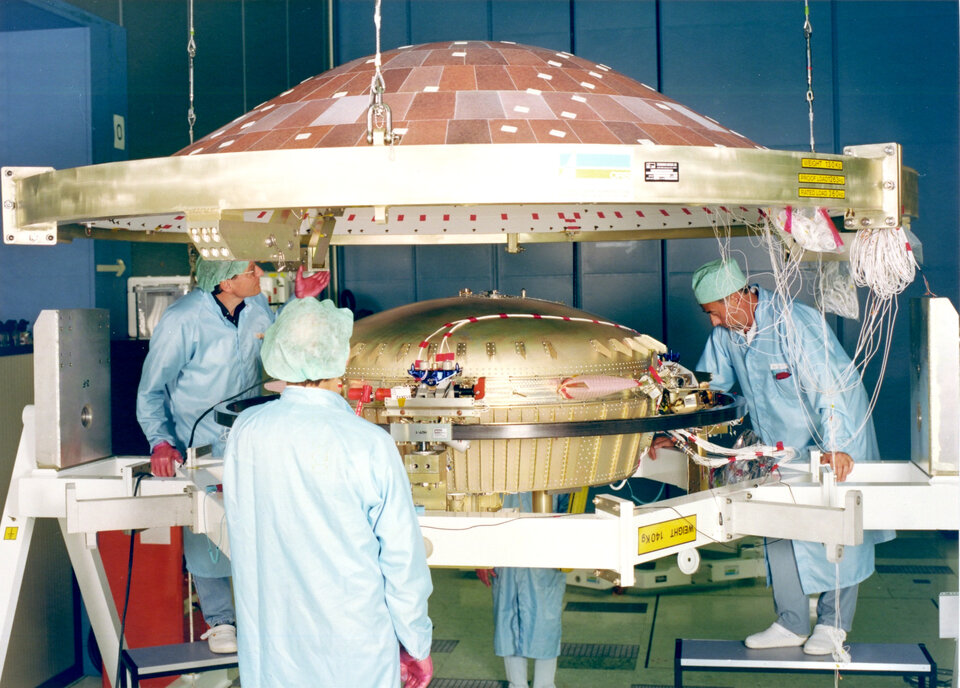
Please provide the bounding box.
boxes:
[10,0,960,460]
[333,0,958,461]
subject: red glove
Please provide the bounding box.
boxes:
[399,647,433,688]
[150,441,183,477]
[294,265,331,299]
[476,568,497,587]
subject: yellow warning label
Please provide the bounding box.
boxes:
[798,187,846,199]
[638,515,696,554]
[3,527,17,541]
[798,173,845,185]
[801,158,843,171]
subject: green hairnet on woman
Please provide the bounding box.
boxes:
[223,297,434,688]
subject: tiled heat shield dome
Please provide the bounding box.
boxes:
[3,41,912,249]
[177,41,759,154]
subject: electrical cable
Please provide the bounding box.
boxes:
[115,472,149,688]
[187,379,265,449]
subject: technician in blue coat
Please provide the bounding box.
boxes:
[655,258,892,655]
[137,258,275,652]
[477,492,566,688]
[223,297,433,688]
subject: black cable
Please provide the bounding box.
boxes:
[187,380,265,448]
[115,473,148,688]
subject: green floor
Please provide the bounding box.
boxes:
[66,532,957,688]
[426,531,958,688]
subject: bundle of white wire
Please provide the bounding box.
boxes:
[849,226,918,299]
[667,428,798,468]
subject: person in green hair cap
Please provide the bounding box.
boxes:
[136,257,329,652]
[223,297,434,688]
[650,257,891,656]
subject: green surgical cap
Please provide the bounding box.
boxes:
[195,258,250,292]
[692,259,747,304]
[261,298,354,382]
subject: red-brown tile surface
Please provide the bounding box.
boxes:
[406,92,456,121]
[446,119,492,144]
[638,123,698,146]
[541,92,599,121]
[528,119,578,143]
[439,65,478,92]
[567,120,621,145]
[272,101,335,130]
[475,65,516,91]
[489,119,538,143]
[394,119,448,145]
[499,48,547,66]
[382,92,415,121]
[317,123,367,147]
[455,91,506,120]
[178,40,757,155]
[603,120,653,144]
[463,48,508,66]
[243,129,294,151]
[505,66,555,93]
[398,65,444,93]
[498,92,555,120]
[423,50,467,67]
[288,126,334,148]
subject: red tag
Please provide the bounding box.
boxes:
[775,371,791,380]
[776,441,784,451]
[436,353,455,361]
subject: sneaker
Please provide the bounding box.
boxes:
[803,623,846,655]
[744,622,808,649]
[201,624,238,653]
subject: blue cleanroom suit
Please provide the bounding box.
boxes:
[223,386,433,688]
[137,288,274,584]
[697,286,893,597]
[491,492,566,660]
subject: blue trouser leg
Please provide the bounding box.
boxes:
[767,537,812,636]
[816,584,858,631]
[193,575,235,627]
[767,537,859,635]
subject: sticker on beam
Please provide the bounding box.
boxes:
[798,173,845,185]
[3,527,17,540]
[644,162,679,182]
[638,515,696,554]
[802,158,843,171]
[798,188,845,199]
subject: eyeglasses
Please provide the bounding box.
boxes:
[231,267,259,279]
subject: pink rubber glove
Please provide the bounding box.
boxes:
[476,568,497,587]
[150,441,183,477]
[399,647,433,688]
[294,265,331,299]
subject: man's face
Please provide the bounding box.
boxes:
[225,261,264,298]
[701,291,751,332]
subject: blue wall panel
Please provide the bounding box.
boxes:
[0,27,96,324]
[490,0,571,51]
[410,1,491,43]
[659,0,836,151]
[572,0,658,86]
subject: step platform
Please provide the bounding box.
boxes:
[674,638,936,688]
[118,642,238,687]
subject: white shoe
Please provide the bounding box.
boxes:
[803,623,846,655]
[201,624,238,653]
[744,622,808,649]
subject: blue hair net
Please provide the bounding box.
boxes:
[261,298,354,382]
[692,259,747,304]
[196,258,250,292]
